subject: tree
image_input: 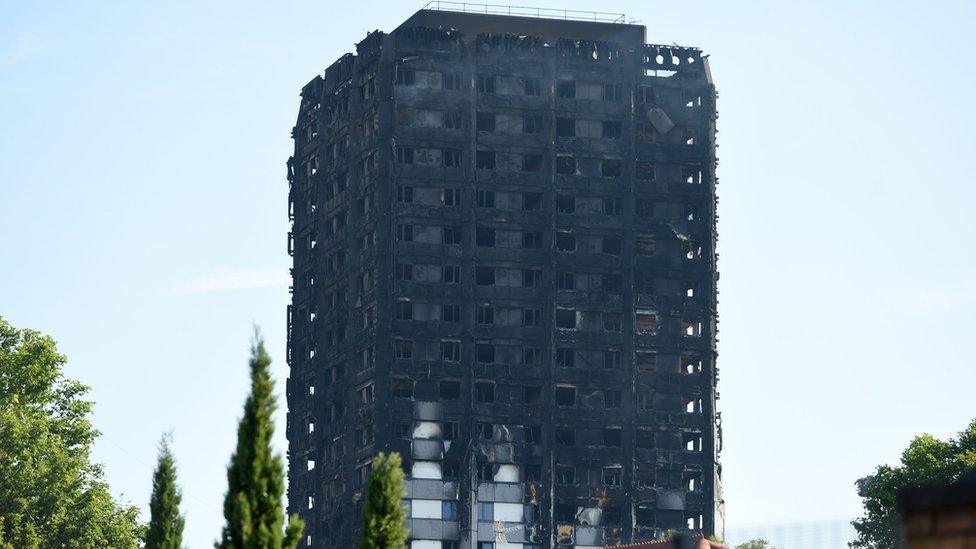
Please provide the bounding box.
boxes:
[360,452,409,549]
[146,433,184,549]
[736,540,776,549]
[851,418,976,548]
[216,331,303,549]
[0,316,142,548]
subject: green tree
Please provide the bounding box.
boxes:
[146,433,184,549]
[736,540,777,549]
[0,316,142,548]
[216,331,303,549]
[360,452,409,549]
[851,418,976,548]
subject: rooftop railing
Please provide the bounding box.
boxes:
[421,2,627,24]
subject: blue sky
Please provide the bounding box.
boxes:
[2,0,974,546]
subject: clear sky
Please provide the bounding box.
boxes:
[2,1,974,547]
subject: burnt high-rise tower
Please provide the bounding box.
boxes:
[286,5,721,548]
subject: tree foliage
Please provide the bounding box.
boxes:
[735,540,777,549]
[851,418,976,548]
[0,316,142,548]
[146,433,184,549]
[360,452,408,549]
[216,331,303,549]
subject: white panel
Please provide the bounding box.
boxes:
[494,502,523,522]
[497,543,523,549]
[411,541,441,549]
[494,464,519,483]
[412,421,441,439]
[411,499,442,519]
[411,461,442,479]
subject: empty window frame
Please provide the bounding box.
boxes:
[602,312,622,332]
[477,190,495,208]
[602,466,622,486]
[636,311,658,334]
[476,304,494,325]
[556,194,575,213]
[636,236,657,255]
[554,425,575,445]
[440,380,461,399]
[602,236,622,255]
[394,262,413,280]
[522,347,541,365]
[602,120,622,139]
[603,83,622,101]
[392,377,414,398]
[602,427,622,447]
[394,339,413,359]
[475,343,495,363]
[394,300,413,320]
[555,385,576,407]
[636,351,657,371]
[475,266,495,286]
[441,341,461,362]
[523,115,543,134]
[555,154,577,175]
[396,185,413,203]
[523,192,542,210]
[442,226,462,245]
[603,197,621,215]
[443,149,462,168]
[523,385,542,404]
[442,303,460,322]
[636,428,655,449]
[556,80,575,98]
[475,381,495,402]
[443,71,463,90]
[522,231,541,249]
[474,227,495,248]
[557,271,575,290]
[636,161,656,181]
[442,264,461,283]
[444,111,463,129]
[477,75,496,93]
[396,224,413,242]
[442,188,461,206]
[555,232,576,252]
[636,199,654,218]
[555,464,575,484]
[555,117,575,137]
[555,308,576,329]
[555,348,575,368]
[476,112,495,131]
[476,227,495,247]
[601,158,622,178]
[522,153,543,172]
[522,268,542,288]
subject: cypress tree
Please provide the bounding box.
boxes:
[146,433,184,549]
[216,331,303,549]
[360,452,408,549]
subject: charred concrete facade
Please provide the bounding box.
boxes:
[286,8,721,549]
